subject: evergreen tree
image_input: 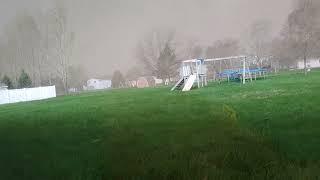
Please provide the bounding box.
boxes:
[112,70,125,88]
[18,70,32,88]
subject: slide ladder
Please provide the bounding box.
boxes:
[171,77,187,91]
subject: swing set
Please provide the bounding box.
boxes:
[171,55,268,91]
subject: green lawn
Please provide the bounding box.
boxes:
[1,70,320,179]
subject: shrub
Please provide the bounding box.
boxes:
[2,75,14,89]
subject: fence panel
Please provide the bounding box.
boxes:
[0,86,56,105]
[0,90,9,105]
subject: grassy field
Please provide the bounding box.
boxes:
[1,70,320,179]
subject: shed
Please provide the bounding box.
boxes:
[137,77,149,88]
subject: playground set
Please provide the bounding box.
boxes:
[171,56,268,91]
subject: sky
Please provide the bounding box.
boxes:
[0,0,293,77]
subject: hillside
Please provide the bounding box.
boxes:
[0,70,320,179]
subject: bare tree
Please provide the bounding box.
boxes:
[181,39,205,59]
[68,65,88,90]
[0,12,43,86]
[34,10,51,86]
[157,43,177,81]
[2,15,29,83]
[270,38,288,70]
[206,39,240,58]
[34,10,59,86]
[282,0,320,75]
[125,66,143,81]
[17,14,42,86]
[247,20,272,69]
[0,2,75,92]
[48,2,75,93]
[137,30,179,82]
[205,39,240,80]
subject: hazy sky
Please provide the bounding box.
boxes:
[0,0,293,77]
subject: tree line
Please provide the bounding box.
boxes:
[0,1,78,94]
[135,0,320,82]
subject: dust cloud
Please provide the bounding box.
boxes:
[0,0,293,77]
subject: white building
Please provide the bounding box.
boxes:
[85,79,112,90]
[152,76,163,85]
[297,59,320,69]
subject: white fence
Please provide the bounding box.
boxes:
[0,86,56,105]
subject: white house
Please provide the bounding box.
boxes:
[152,76,163,85]
[297,59,320,69]
[85,79,112,90]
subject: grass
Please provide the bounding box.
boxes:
[1,70,320,179]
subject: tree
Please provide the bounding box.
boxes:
[2,75,14,89]
[192,46,203,58]
[0,11,56,87]
[126,66,143,81]
[1,12,42,86]
[137,30,179,81]
[68,65,88,90]
[48,1,75,93]
[206,39,240,58]
[270,38,288,70]
[16,13,42,86]
[247,20,272,68]
[18,70,32,88]
[189,45,203,59]
[205,39,240,80]
[179,39,204,60]
[156,43,177,81]
[112,70,125,88]
[282,0,320,75]
[0,0,75,92]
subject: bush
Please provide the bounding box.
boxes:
[2,75,14,89]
